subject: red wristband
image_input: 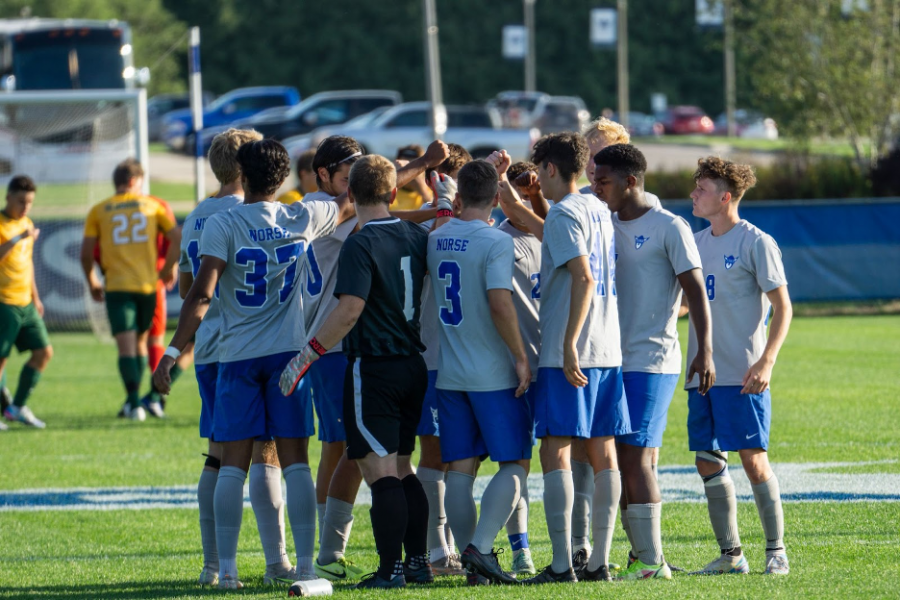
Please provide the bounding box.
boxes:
[309,337,327,356]
[436,209,453,218]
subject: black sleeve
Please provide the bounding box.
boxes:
[334,236,373,301]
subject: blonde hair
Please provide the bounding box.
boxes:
[582,117,630,146]
[349,155,396,206]
[694,156,758,202]
[208,128,263,184]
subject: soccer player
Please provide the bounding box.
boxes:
[0,175,52,429]
[592,144,714,580]
[81,159,181,421]
[155,139,355,588]
[685,157,792,576]
[393,145,433,210]
[179,128,296,586]
[279,154,433,590]
[522,132,630,584]
[426,160,532,585]
[278,149,318,204]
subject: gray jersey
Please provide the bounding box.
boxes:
[686,220,787,389]
[179,194,243,364]
[417,218,441,370]
[498,219,542,380]
[614,201,701,374]
[427,219,517,391]
[539,192,622,369]
[299,190,357,357]
[201,200,339,362]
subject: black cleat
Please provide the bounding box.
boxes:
[667,560,685,573]
[581,564,612,582]
[355,573,406,589]
[403,561,434,584]
[460,544,517,584]
[522,564,578,585]
[572,548,590,580]
[466,569,491,586]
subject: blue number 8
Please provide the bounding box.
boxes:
[235,247,268,307]
[438,260,463,326]
[706,274,716,301]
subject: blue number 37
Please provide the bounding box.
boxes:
[234,241,306,308]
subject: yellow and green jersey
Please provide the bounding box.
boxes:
[0,212,35,306]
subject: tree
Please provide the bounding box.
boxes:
[740,0,900,167]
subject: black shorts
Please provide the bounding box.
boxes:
[343,353,427,460]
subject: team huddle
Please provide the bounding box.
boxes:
[0,117,793,590]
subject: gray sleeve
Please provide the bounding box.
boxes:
[485,236,515,292]
[545,208,588,269]
[293,200,339,241]
[199,213,230,262]
[666,217,702,276]
[751,234,787,292]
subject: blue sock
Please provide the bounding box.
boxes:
[508,532,529,551]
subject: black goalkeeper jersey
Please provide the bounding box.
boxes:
[333,217,428,358]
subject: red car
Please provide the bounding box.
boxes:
[660,106,715,135]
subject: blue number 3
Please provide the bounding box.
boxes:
[438,260,463,326]
[234,242,305,308]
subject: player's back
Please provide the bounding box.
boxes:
[539,192,621,369]
[497,219,541,378]
[86,193,175,294]
[200,199,338,363]
[428,218,518,392]
[181,194,243,365]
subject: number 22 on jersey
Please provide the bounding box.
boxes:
[111,212,148,245]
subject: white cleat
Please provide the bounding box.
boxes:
[217,574,243,589]
[122,405,146,422]
[198,566,219,586]
[263,563,296,586]
[689,553,750,575]
[4,405,46,428]
[764,552,789,575]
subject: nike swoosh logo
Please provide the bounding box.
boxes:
[746,433,759,440]
[326,571,347,580]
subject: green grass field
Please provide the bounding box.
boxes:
[1,316,898,598]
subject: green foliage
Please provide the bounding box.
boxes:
[647,154,875,200]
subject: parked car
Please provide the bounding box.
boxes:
[531,96,591,134]
[198,90,402,153]
[282,106,393,157]
[289,102,537,162]
[147,92,214,141]
[658,105,715,135]
[713,109,779,140]
[611,112,664,137]
[487,91,551,128]
[162,86,301,152]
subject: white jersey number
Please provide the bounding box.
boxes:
[111,212,149,245]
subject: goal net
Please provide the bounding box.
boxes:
[0,90,149,338]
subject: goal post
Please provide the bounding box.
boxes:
[0,89,149,337]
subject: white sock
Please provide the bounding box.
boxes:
[752,474,785,552]
[588,469,621,571]
[197,469,218,570]
[628,503,664,565]
[471,464,525,554]
[317,497,355,564]
[215,466,247,580]
[571,460,594,552]
[283,463,316,575]
[543,469,574,573]
[249,463,289,567]
[445,471,477,550]
[317,502,326,546]
[418,467,450,561]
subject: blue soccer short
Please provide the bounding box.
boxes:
[416,370,440,437]
[195,362,218,440]
[437,388,533,463]
[688,386,771,451]
[214,351,315,442]
[534,367,631,439]
[616,372,680,448]
[310,352,348,443]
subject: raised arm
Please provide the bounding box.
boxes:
[677,268,715,394]
[396,140,450,189]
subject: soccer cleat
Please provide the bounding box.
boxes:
[4,405,46,428]
[0,420,7,431]
[141,395,166,418]
[355,572,406,589]
[431,553,465,576]
[616,559,672,580]
[521,564,578,585]
[572,547,590,580]
[314,557,366,581]
[263,563,296,586]
[466,569,491,586]
[403,560,435,584]
[121,404,146,422]
[0,386,11,413]
[217,575,243,589]
[690,553,750,575]
[667,560,685,573]
[511,548,536,576]
[198,566,219,586]
[460,544,517,584]
[764,552,789,575]
[581,564,613,582]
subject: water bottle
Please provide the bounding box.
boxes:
[288,578,333,597]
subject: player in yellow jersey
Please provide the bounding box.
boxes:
[0,175,53,429]
[80,159,181,421]
[277,149,318,204]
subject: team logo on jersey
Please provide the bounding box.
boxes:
[724,254,739,270]
[634,235,650,249]
[430,407,440,437]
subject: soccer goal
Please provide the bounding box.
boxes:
[0,89,149,338]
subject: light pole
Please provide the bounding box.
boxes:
[423,0,445,140]
[617,0,629,130]
[723,0,737,137]
[524,0,536,92]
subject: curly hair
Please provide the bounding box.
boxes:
[209,128,263,185]
[582,117,630,146]
[507,161,537,183]
[531,132,589,182]
[593,143,647,181]
[694,156,757,201]
[236,139,292,197]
